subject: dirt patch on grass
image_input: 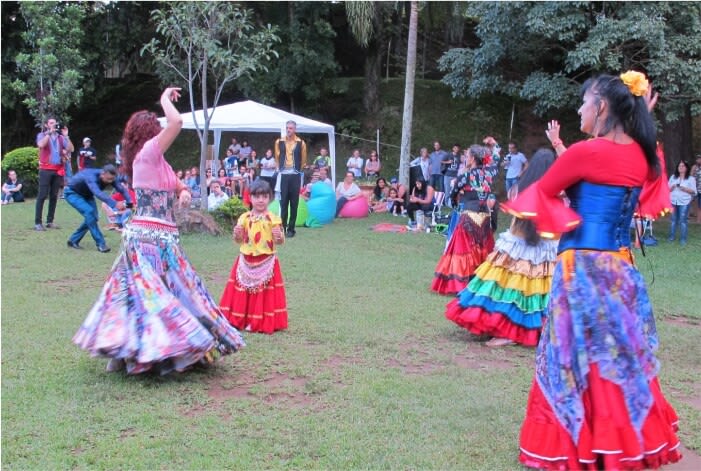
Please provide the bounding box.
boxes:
[385,333,530,375]
[46,272,97,294]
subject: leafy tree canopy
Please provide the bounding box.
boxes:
[10,1,88,127]
[439,2,701,121]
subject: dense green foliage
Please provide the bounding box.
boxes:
[210,196,249,233]
[1,146,38,197]
[11,2,88,126]
[439,2,701,120]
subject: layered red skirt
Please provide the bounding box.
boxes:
[519,363,681,470]
[219,254,288,334]
[431,211,494,295]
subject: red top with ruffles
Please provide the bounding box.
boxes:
[502,138,671,236]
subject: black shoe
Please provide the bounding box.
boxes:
[34,224,46,231]
[67,240,82,250]
[97,245,111,253]
[286,229,296,238]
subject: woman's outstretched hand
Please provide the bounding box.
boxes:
[545,120,561,144]
[644,84,659,112]
[162,87,182,103]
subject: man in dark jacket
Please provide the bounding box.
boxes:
[64,164,132,252]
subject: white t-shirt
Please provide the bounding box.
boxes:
[336,182,361,198]
[346,156,363,177]
[259,156,277,177]
[668,175,697,206]
[208,191,229,211]
[505,152,528,179]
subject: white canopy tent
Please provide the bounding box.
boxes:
[161,100,336,186]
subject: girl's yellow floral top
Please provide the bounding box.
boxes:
[237,210,283,256]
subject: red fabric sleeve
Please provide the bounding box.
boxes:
[636,151,672,220]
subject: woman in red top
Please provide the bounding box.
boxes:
[505,72,680,469]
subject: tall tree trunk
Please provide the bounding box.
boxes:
[399,1,418,187]
[362,6,384,130]
[662,105,693,172]
[200,59,210,211]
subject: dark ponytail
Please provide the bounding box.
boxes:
[581,74,659,176]
[511,148,556,245]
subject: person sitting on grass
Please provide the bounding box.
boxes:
[2,170,25,204]
[386,187,404,216]
[370,177,390,213]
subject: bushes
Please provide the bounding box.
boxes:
[210,196,248,233]
[2,147,39,197]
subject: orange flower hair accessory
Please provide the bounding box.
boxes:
[619,71,649,97]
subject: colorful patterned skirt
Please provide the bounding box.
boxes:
[431,210,494,295]
[519,249,681,469]
[73,217,245,375]
[445,230,557,346]
[219,253,288,334]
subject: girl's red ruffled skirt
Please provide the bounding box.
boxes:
[519,363,682,470]
[219,254,288,334]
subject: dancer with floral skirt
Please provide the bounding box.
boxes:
[431,145,499,295]
[504,72,681,469]
[73,88,245,374]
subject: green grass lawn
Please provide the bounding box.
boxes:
[2,200,700,469]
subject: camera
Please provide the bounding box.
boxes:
[54,123,61,131]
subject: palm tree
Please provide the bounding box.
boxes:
[399,1,418,187]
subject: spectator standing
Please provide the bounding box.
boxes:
[504,141,528,194]
[346,149,364,178]
[64,164,132,252]
[274,120,307,238]
[2,170,25,204]
[187,166,201,198]
[691,153,701,223]
[429,141,448,192]
[207,180,229,211]
[668,160,696,246]
[410,147,431,182]
[77,137,97,171]
[443,144,461,203]
[35,117,74,231]
[313,147,332,170]
[365,150,381,178]
[259,148,278,190]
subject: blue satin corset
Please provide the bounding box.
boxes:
[558,182,641,253]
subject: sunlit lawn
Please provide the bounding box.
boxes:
[2,199,700,469]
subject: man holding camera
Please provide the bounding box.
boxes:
[65,164,132,253]
[35,117,74,231]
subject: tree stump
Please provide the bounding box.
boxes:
[173,205,223,236]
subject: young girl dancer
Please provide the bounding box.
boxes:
[219,179,288,334]
[73,87,245,375]
[445,149,558,347]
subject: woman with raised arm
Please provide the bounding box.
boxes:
[504,72,680,469]
[73,87,244,375]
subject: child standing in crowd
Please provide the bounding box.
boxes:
[219,180,288,334]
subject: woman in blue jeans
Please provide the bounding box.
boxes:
[668,159,697,245]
